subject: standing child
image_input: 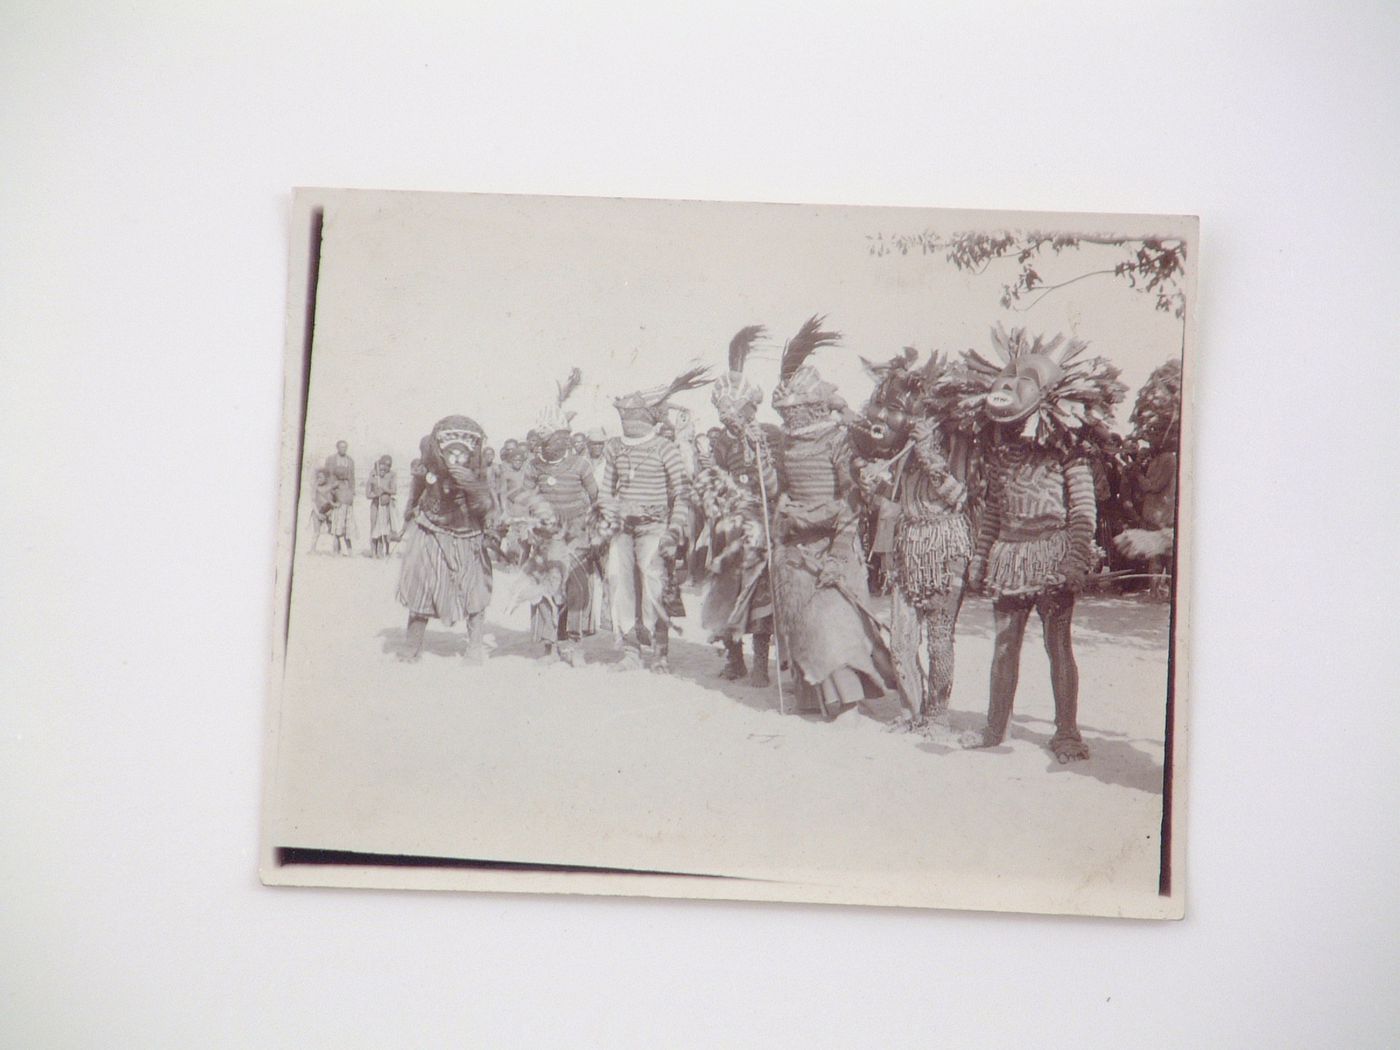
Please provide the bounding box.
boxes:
[366,455,399,558]
[329,461,357,556]
[308,468,335,553]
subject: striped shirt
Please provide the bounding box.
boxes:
[776,422,857,537]
[525,453,597,522]
[602,435,691,534]
[779,422,853,504]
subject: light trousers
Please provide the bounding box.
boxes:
[607,523,668,639]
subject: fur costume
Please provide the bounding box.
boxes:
[768,316,898,714]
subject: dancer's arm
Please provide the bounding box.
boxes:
[1061,458,1097,584]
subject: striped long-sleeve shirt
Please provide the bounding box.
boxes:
[974,446,1097,574]
[525,452,597,523]
[777,422,855,530]
[602,435,691,535]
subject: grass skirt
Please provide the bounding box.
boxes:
[985,527,1070,598]
[396,521,492,624]
[892,513,971,605]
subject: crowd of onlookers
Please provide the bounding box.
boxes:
[307,429,618,557]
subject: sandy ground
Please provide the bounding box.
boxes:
[271,550,1172,916]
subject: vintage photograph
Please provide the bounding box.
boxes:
[262,189,1195,918]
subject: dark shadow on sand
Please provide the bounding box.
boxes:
[1011,716,1164,794]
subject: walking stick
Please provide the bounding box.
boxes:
[751,428,789,716]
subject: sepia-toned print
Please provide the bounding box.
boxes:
[262,189,1195,918]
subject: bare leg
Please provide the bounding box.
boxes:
[1038,589,1088,762]
[399,613,429,662]
[463,611,487,665]
[964,597,1030,747]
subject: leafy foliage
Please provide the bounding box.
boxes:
[868,229,1187,318]
[1127,358,1182,451]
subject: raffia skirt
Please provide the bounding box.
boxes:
[984,527,1071,598]
[396,521,492,624]
[891,513,972,606]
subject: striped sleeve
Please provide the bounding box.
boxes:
[1063,458,1098,573]
[601,441,619,498]
[660,439,691,535]
[972,461,1003,563]
[577,455,598,504]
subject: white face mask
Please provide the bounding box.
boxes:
[620,415,656,439]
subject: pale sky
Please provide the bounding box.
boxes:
[302,191,1191,470]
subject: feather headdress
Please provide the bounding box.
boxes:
[728,325,765,374]
[712,324,767,411]
[772,314,843,408]
[778,314,841,381]
[535,367,583,435]
[927,323,1126,457]
[613,363,714,421]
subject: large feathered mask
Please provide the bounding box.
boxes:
[849,347,951,458]
[929,324,1126,455]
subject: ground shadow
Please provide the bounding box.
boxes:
[954,594,1169,651]
[1010,716,1164,794]
[377,622,540,660]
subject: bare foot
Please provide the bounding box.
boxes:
[1050,733,1090,763]
[959,727,1001,749]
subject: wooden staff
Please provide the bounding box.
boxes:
[751,428,788,716]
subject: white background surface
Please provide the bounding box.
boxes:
[3,3,1397,1047]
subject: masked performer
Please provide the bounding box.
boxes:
[599,366,710,673]
[932,325,1125,761]
[395,416,495,664]
[517,369,598,666]
[694,325,779,687]
[366,455,400,558]
[851,348,973,730]
[770,316,898,716]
